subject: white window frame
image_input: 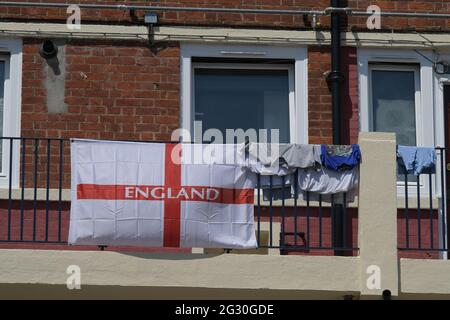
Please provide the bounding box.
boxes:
[358,48,435,196]
[433,53,450,185]
[0,38,22,188]
[180,43,308,144]
[435,74,450,258]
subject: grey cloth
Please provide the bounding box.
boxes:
[259,174,293,201]
[263,187,293,201]
[297,190,357,204]
[295,166,359,204]
[297,166,359,195]
[245,143,321,173]
[247,159,292,176]
[259,174,292,188]
[278,144,322,169]
[261,185,356,203]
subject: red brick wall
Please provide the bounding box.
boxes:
[0,0,328,29]
[21,39,180,189]
[347,0,450,32]
[21,42,359,189]
[0,200,359,256]
[266,207,359,257]
[397,210,440,259]
[308,45,358,145]
[0,201,440,258]
[308,46,332,145]
[0,199,191,253]
[341,46,359,145]
[23,40,355,145]
[22,38,180,142]
[1,1,449,31]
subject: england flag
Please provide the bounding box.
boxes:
[68,139,258,249]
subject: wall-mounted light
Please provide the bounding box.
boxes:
[144,12,158,24]
[144,12,159,48]
[39,39,58,60]
[435,61,450,75]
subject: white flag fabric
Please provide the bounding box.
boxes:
[68,139,257,249]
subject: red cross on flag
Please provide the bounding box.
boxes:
[68,139,258,249]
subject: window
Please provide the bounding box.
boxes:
[193,65,292,143]
[369,65,420,147]
[358,49,434,147]
[181,44,308,144]
[369,65,420,182]
[0,39,22,188]
[358,49,435,194]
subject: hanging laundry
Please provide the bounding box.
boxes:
[397,146,416,173]
[297,189,358,204]
[277,144,322,168]
[241,142,321,175]
[415,148,436,175]
[397,145,436,176]
[259,174,293,201]
[320,144,361,171]
[295,166,359,203]
[297,166,359,194]
[247,160,292,176]
[259,174,292,187]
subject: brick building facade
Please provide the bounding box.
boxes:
[0,1,448,259]
[5,0,450,147]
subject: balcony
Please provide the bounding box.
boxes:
[0,136,359,255]
[0,132,448,299]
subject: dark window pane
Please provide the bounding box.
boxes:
[371,69,417,146]
[194,68,290,143]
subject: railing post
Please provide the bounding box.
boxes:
[358,132,399,298]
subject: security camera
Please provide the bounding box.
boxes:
[39,40,58,60]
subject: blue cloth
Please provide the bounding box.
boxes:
[416,148,436,175]
[397,146,416,173]
[320,144,361,171]
[397,146,436,176]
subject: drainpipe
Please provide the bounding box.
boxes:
[327,0,345,256]
[328,0,344,144]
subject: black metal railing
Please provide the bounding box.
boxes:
[0,137,358,255]
[398,147,449,256]
[255,171,358,254]
[0,137,70,244]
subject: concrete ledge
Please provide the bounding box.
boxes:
[400,258,450,296]
[396,196,440,210]
[0,188,70,201]
[0,284,359,300]
[0,249,360,299]
[1,22,450,48]
[4,250,450,299]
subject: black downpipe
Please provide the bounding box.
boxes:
[329,1,344,143]
[327,0,345,256]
